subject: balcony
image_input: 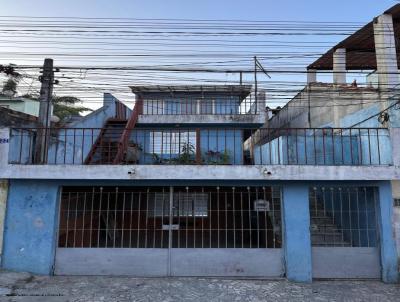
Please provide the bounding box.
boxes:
[8,127,392,166]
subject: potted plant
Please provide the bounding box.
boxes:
[125,142,142,164]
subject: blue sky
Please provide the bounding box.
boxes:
[1,0,398,22]
[1,0,399,109]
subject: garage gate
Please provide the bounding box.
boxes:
[309,186,381,279]
[55,186,284,277]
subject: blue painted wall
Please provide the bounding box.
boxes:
[2,180,59,275]
[282,184,312,282]
[253,129,392,165]
[377,181,399,283]
[8,129,35,164]
[47,94,128,165]
[1,179,398,282]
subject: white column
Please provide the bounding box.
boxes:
[373,14,399,91]
[307,69,317,84]
[333,48,346,85]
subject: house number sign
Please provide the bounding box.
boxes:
[0,138,9,144]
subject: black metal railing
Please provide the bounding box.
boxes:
[8,127,392,166]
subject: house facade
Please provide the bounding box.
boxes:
[0,5,400,283]
[268,4,400,261]
[0,80,398,283]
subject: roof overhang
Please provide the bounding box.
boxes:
[307,4,400,71]
[129,85,252,99]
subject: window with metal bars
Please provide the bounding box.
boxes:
[150,131,196,154]
[148,192,208,217]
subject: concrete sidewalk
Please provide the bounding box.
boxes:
[0,270,399,302]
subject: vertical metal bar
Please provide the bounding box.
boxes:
[19,130,23,164]
[89,187,95,247]
[364,187,370,247]
[217,186,220,248]
[304,129,308,165]
[186,187,189,248]
[339,188,344,246]
[120,192,126,247]
[105,191,110,247]
[286,129,289,164]
[113,188,118,248]
[82,129,85,164]
[356,187,361,246]
[255,187,260,248]
[160,187,166,248]
[81,192,87,247]
[233,129,237,164]
[73,192,79,248]
[347,188,353,247]
[97,187,103,248]
[209,190,212,248]
[72,129,76,164]
[313,128,317,164]
[232,187,236,248]
[295,129,299,164]
[193,190,196,247]
[331,128,335,165]
[172,187,176,248]
[196,129,201,164]
[153,188,157,248]
[54,129,58,164]
[368,129,372,165]
[168,186,173,276]
[340,130,344,164]
[322,129,326,165]
[128,192,133,248]
[377,129,381,165]
[358,128,362,165]
[268,129,272,165]
[144,189,149,248]
[240,191,244,248]
[247,187,252,248]
[263,187,268,248]
[225,190,228,248]
[64,129,67,164]
[136,192,142,248]
[65,192,71,247]
[28,130,33,164]
[349,129,354,165]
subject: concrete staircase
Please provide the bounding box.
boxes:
[310,202,350,247]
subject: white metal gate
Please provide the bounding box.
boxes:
[309,186,381,279]
[55,186,284,277]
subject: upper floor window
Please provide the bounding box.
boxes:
[150,131,196,154]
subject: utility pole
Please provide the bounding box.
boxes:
[35,58,54,164]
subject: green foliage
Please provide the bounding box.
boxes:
[175,142,196,164]
[150,142,196,165]
[52,95,92,121]
[2,78,18,95]
[203,149,231,165]
[4,79,91,121]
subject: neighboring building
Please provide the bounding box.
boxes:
[267,4,400,262]
[0,6,399,284]
[0,95,40,117]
